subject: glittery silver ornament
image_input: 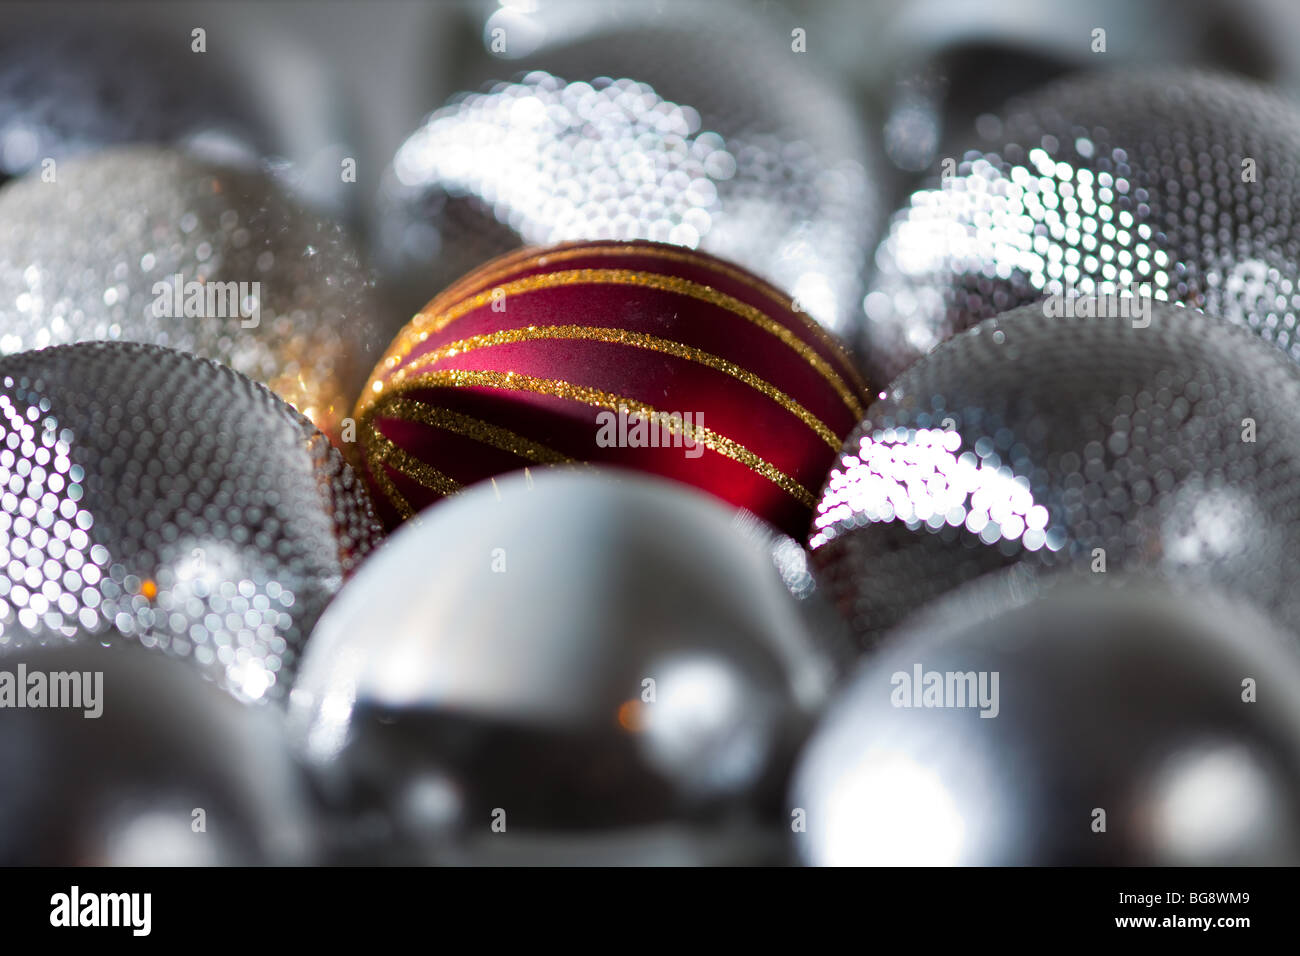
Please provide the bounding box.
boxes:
[290,469,844,865]
[0,644,314,865]
[862,69,1300,385]
[813,299,1300,648]
[0,147,387,441]
[376,0,880,340]
[0,21,270,186]
[0,343,382,703]
[791,572,1300,865]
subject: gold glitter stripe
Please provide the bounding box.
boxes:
[364,441,417,520]
[428,241,866,388]
[378,398,577,465]
[365,426,461,515]
[369,369,816,508]
[419,263,862,396]
[361,269,864,421]
[383,324,841,451]
[429,242,790,316]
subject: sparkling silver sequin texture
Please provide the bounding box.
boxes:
[0,147,387,440]
[863,69,1300,384]
[0,343,382,703]
[377,6,878,339]
[812,300,1300,648]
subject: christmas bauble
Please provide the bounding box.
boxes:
[0,21,270,186]
[0,644,313,864]
[791,0,1300,175]
[0,343,382,703]
[863,69,1300,384]
[0,147,387,442]
[356,240,867,537]
[790,573,1300,865]
[375,0,879,340]
[289,469,844,865]
[812,299,1300,648]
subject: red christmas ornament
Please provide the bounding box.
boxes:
[354,240,868,536]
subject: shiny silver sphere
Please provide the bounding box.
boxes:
[791,572,1300,865]
[0,643,314,864]
[290,468,844,864]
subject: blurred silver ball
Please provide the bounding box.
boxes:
[0,644,313,864]
[863,69,1300,384]
[290,469,844,864]
[791,573,1300,865]
[0,147,388,441]
[813,299,1300,647]
[377,0,880,341]
[0,21,271,186]
[796,0,1300,175]
[0,343,382,703]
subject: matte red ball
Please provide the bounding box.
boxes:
[354,240,869,536]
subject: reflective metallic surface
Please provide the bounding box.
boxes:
[0,644,314,864]
[0,343,382,703]
[813,299,1300,648]
[290,469,841,864]
[0,147,387,441]
[863,69,1300,384]
[377,2,879,339]
[791,573,1300,865]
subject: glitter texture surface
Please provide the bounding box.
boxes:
[377,5,879,339]
[0,147,388,441]
[863,69,1300,384]
[813,299,1300,648]
[0,342,382,703]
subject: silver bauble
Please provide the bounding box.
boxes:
[289,469,844,864]
[862,68,1300,385]
[0,342,382,703]
[791,573,1300,865]
[0,644,313,864]
[813,299,1300,648]
[789,0,1300,174]
[0,147,388,441]
[376,0,880,341]
[0,20,271,186]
